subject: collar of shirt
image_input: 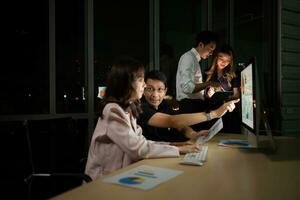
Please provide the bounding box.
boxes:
[142,98,168,111]
[191,48,201,62]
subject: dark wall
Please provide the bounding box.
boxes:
[281,0,300,135]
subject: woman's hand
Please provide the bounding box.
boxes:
[206,86,223,98]
[178,144,202,154]
[170,141,194,146]
[207,87,215,98]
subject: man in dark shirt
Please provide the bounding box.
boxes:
[138,70,239,143]
[139,95,189,142]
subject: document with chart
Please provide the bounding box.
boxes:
[196,118,223,144]
[102,165,183,190]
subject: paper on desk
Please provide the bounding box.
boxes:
[102,164,183,190]
[218,139,254,148]
[196,118,223,144]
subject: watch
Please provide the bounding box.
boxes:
[206,112,212,121]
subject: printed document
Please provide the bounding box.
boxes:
[196,118,223,144]
[102,165,183,190]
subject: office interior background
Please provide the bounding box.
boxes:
[1,0,300,199]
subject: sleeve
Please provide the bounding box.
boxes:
[105,105,179,161]
[138,101,156,126]
[177,54,196,94]
[161,100,176,115]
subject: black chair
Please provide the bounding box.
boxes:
[0,121,32,199]
[23,117,91,200]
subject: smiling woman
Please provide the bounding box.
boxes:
[205,44,239,102]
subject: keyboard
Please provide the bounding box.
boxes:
[179,146,208,166]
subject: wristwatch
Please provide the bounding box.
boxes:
[206,112,212,121]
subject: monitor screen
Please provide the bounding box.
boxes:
[241,61,255,130]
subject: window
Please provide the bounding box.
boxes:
[56,0,86,113]
[1,0,49,114]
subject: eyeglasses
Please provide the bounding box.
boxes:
[144,87,166,93]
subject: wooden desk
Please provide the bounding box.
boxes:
[51,134,300,200]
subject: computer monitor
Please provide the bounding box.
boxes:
[240,57,276,150]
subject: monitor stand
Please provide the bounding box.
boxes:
[260,111,277,152]
[242,126,258,148]
[242,111,277,152]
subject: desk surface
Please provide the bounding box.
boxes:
[51,134,300,200]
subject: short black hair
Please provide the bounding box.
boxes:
[194,31,219,47]
[145,70,168,88]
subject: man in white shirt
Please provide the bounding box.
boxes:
[176,31,220,114]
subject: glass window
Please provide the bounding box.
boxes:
[234,0,263,62]
[160,0,203,96]
[94,0,149,110]
[56,0,85,113]
[212,0,230,44]
[1,0,49,114]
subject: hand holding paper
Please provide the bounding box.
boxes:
[196,118,223,144]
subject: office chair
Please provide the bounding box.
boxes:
[23,117,91,200]
[0,121,32,199]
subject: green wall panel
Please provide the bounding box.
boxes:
[282,38,300,52]
[282,107,300,120]
[282,119,300,135]
[282,10,300,26]
[282,24,300,40]
[282,66,300,79]
[282,80,300,92]
[283,0,300,12]
[282,94,300,106]
[282,52,300,65]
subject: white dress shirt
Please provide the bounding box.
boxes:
[176,48,205,101]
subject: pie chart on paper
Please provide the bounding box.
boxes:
[119,177,145,185]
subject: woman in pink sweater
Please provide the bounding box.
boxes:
[85,56,201,180]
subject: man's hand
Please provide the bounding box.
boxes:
[184,129,208,141]
[212,99,240,118]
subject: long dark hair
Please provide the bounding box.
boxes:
[99,56,144,118]
[206,44,236,85]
